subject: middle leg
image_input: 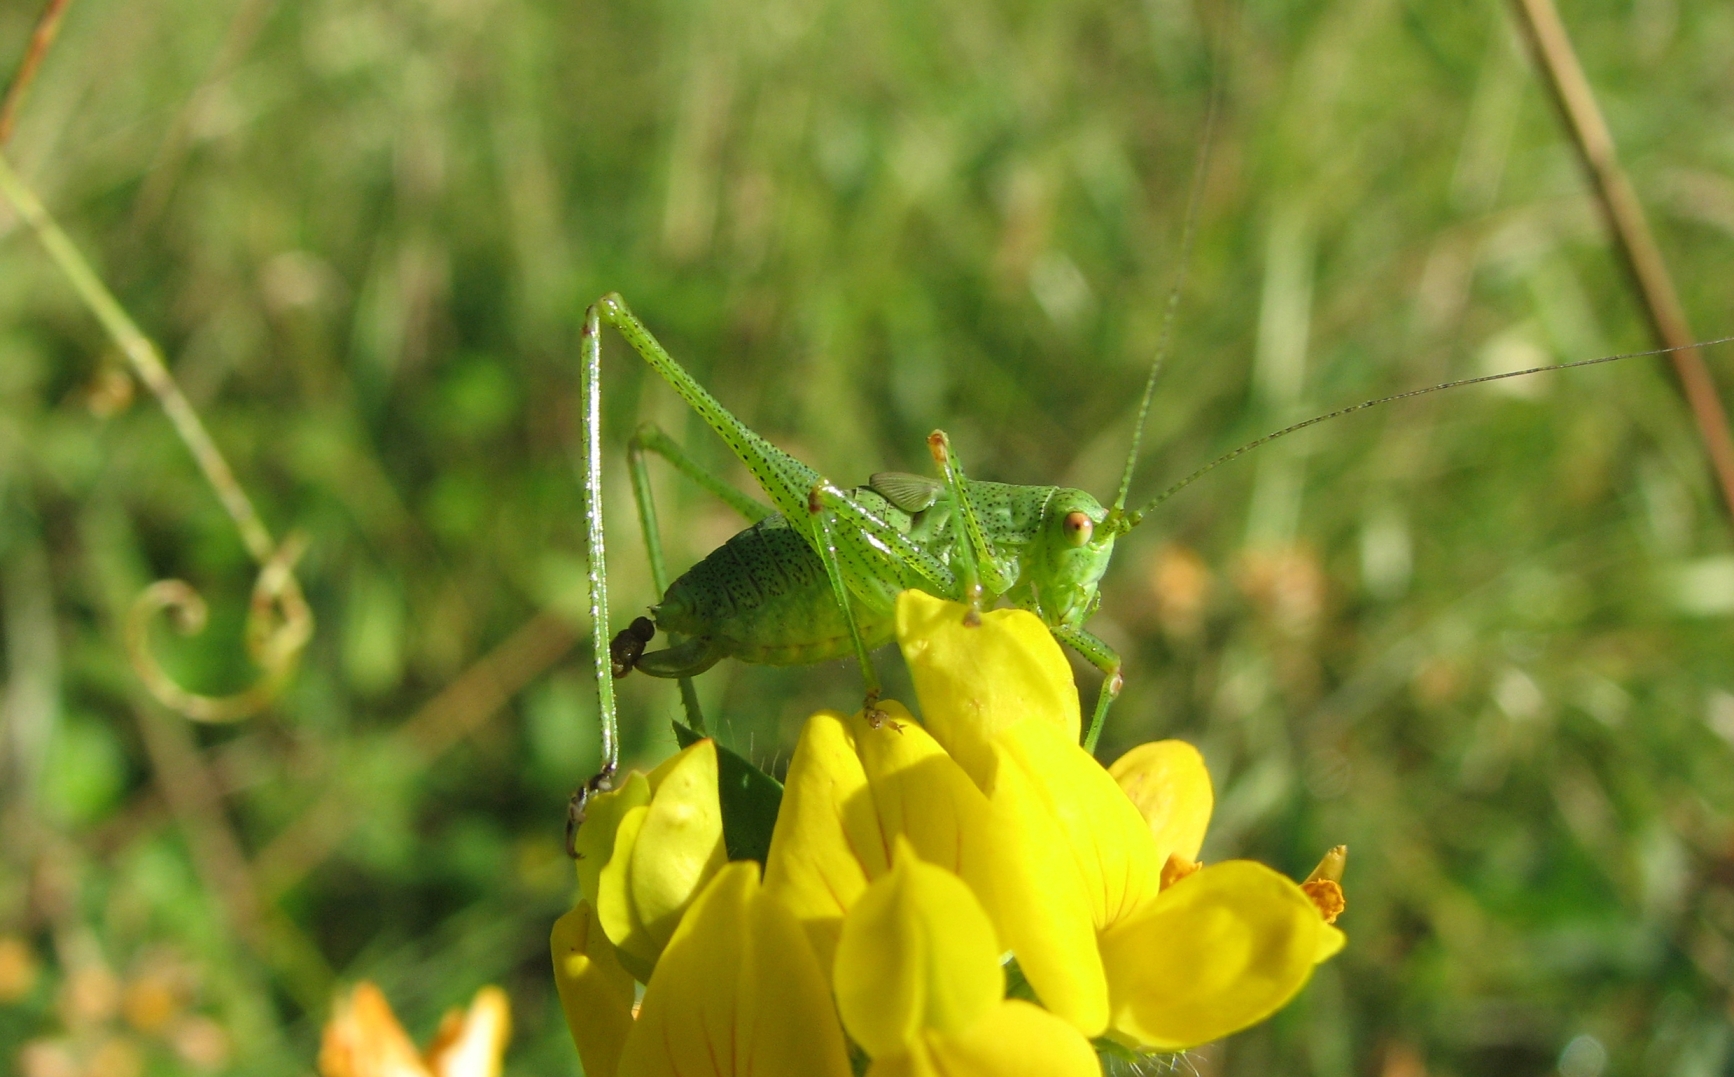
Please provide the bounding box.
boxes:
[806,482,886,722]
[621,421,772,733]
[926,430,1018,620]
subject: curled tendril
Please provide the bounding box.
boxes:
[125,534,314,723]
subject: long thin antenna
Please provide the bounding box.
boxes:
[1110,13,1231,519]
[1121,336,1734,527]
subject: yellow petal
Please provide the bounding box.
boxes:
[763,710,886,972]
[1317,923,1347,962]
[629,740,727,953]
[895,591,1080,784]
[619,862,851,1077]
[318,982,429,1077]
[970,733,1107,1036]
[595,805,653,964]
[1107,740,1214,867]
[573,772,652,908]
[423,987,511,1077]
[995,719,1162,933]
[833,842,1002,1058]
[864,1050,924,1077]
[894,998,1095,1075]
[591,741,727,971]
[550,901,634,1077]
[1100,860,1331,1050]
[849,710,1005,940]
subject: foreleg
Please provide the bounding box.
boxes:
[927,430,1017,619]
[1052,624,1124,754]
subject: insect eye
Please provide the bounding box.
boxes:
[1063,511,1093,546]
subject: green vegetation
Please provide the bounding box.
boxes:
[2,0,1733,1073]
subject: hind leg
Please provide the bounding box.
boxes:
[570,304,621,856]
[630,421,771,527]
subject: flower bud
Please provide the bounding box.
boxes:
[574,739,727,976]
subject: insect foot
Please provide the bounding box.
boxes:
[609,616,656,678]
[862,688,900,732]
[563,766,618,859]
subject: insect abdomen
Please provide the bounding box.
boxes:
[653,513,894,666]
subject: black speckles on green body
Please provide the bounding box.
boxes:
[655,512,895,665]
[652,479,1064,666]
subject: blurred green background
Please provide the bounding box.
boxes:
[2,0,1734,1072]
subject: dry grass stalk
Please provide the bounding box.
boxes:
[0,0,73,147]
[1511,0,1734,521]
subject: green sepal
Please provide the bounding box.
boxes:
[1094,1037,1158,1074]
[674,722,783,864]
[1001,955,1041,1004]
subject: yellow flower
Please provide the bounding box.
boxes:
[834,839,1098,1077]
[896,589,1345,1052]
[318,982,509,1077]
[570,833,1097,1077]
[552,590,1350,1074]
[571,737,728,978]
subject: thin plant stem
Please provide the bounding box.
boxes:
[0,152,274,558]
[0,150,310,720]
[0,0,74,148]
[1510,0,1734,523]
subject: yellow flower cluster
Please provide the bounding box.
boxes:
[553,591,1345,1075]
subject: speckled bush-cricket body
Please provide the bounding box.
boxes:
[564,286,1690,845]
